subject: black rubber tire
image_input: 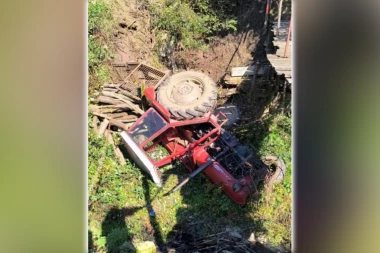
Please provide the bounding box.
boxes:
[156,71,217,120]
[213,104,241,128]
[262,155,286,184]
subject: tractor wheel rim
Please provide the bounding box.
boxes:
[169,77,203,105]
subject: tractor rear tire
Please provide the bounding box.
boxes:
[156,71,217,120]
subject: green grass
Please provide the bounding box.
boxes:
[88,0,114,93]
[235,114,292,247]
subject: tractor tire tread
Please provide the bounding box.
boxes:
[156,71,217,121]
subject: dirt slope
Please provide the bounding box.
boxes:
[108,0,268,83]
[172,31,257,82]
[109,0,159,66]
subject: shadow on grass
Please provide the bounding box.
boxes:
[98,170,169,252]
[141,176,167,253]
[101,207,138,253]
[99,177,167,253]
[164,172,280,252]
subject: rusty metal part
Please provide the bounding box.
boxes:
[112,62,139,80]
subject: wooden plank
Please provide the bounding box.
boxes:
[271,64,292,68]
[270,61,292,64]
[224,76,243,85]
[231,66,250,76]
[272,63,291,66]
[267,57,291,61]
[274,67,292,71]
[268,61,291,64]
[273,68,292,72]
[231,65,268,77]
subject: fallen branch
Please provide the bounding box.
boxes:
[108,112,133,119]
[119,118,138,123]
[103,84,119,88]
[116,87,141,102]
[92,116,100,134]
[109,118,129,130]
[102,91,133,102]
[93,95,123,105]
[91,103,135,109]
[89,106,128,115]
[102,91,144,115]
[118,114,137,121]
[90,111,130,130]
[98,119,109,137]
[104,129,126,165]
[103,87,118,92]
[90,111,114,119]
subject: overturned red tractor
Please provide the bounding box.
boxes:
[121,71,284,204]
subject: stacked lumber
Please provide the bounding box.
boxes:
[90,84,143,165]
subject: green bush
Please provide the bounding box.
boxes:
[88,0,111,34]
[148,0,237,50]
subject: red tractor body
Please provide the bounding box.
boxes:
[121,87,258,204]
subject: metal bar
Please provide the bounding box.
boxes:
[153,125,220,168]
[168,148,229,193]
[283,16,292,58]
